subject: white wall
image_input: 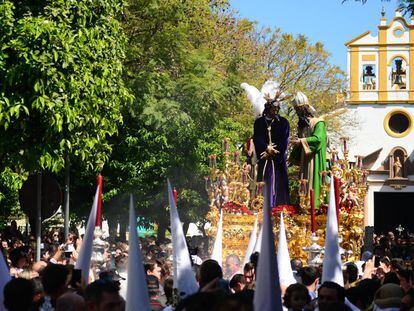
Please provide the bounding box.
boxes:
[386,20,409,44]
[341,104,414,171]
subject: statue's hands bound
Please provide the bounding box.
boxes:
[291,137,301,146]
[261,144,279,159]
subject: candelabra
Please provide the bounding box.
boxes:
[205,138,259,261]
[303,233,323,266]
[206,137,368,263]
[91,227,109,279]
[298,179,309,212]
[302,136,367,262]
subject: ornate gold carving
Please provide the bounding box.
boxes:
[207,138,367,264]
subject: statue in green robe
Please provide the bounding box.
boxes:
[290,92,327,208]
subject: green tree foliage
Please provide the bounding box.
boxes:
[0,0,131,207]
[103,0,345,238]
[399,0,414,14]
[1,0,346,234]
[344,1,414,16]
[256,30,346,133]
[103,0,260,236]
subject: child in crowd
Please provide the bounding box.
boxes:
[283,283,311,311]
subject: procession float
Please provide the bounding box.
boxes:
[206,82,366,266]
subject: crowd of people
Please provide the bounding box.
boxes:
[2,220,414,311]
[373,231,414,262]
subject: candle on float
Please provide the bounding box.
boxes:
[212,155,217,168]
[343,138,348,153]
[257,183,263,195]
[310,189,316,233]
[299,180,306,195]
[233,151,239,163]
[334,177,341,227]
[223,139,229,152]
[320,171,326,185]
[361,172,367,184]
[173,188,178,205]
[354,156,360,169]
[332,152,337,164]
[204,176,210,190]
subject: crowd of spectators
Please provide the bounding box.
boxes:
[2,220,414,311]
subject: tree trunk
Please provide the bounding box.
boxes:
[107,216,118,238]
[63,156,70,239]
[119,219,127,242]
[157,223,167,243]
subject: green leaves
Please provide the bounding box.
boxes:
[0,0,346,230]
[103,0,345,233]
[0,0,131,202]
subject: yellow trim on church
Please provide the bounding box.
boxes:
[383,109,413,138]
[388,16,411,29]
[350,47,359,101]
[410,24,414,100]
[345,31,371,46]
[362,55,376,61]
[378,24,387,101]
[346,11,414,104]
[387,54,409,66]
[393,26,405,38]
[347,100,414,104]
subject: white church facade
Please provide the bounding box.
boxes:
[344,10,414,233]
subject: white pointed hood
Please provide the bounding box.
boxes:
[0,250,10,311]
[75,186,99,283]
[321,177,344,286]
[243,214,259,266]
[168,180,199,297]
[211,209,223,267]
[277,212,296,286]
[253,184,283,311]
[126,195,151,311]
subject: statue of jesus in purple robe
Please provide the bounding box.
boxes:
[253,99,290,206]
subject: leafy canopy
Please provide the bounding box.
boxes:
[0,0,131,189]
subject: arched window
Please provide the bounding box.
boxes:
[390,57,407,90]
[362,64,376,90]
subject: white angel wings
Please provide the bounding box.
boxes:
[240,80,285,119]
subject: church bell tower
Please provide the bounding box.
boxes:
[344,9,414,233]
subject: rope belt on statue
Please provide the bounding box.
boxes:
[263,117,277,201]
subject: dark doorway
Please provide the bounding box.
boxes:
[374,192,414,234]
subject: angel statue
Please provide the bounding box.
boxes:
[241,80,290,206]
[290,92,327,208]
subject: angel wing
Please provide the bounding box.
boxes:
[240,82,266,118]
[260,80,284,101]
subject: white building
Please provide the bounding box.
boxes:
[344,10,414,234]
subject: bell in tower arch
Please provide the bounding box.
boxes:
[392,58,407,89]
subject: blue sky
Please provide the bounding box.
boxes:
[230,0,401,70]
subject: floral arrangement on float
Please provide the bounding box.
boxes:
[222,201,253,215]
